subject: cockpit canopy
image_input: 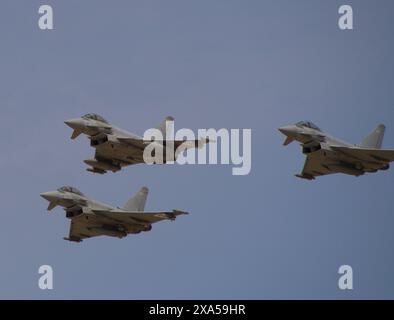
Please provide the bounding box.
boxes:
[82,113,108,124]
[57,186,85,196]
[295,121,321,131]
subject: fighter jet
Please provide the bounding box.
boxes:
[40,186,188,242]
[279,121,394,179]
[64,114,210,174]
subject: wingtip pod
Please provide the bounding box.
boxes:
[63,237,82,243]
[172,209,189,215]
[295,173,315,180]
[164,210,188,221]
[86,167,106,174]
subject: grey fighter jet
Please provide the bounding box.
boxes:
[64,114,209,174]
[279,121,394,180]
[40,186,188,242]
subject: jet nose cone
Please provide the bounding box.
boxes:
[278,125,295,136]
[64,118,84,129]
[40,191,58,202]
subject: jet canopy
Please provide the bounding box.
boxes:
[57,186,85,196]
[82,113,109,124]
[295,121,321,131]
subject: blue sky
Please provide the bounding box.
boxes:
[1,0,394,299]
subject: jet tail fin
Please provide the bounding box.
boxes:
[122,187,149,212]
[360,124,385,149]
[156,116,174,140]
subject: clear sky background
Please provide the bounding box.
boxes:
[0,0,394,299]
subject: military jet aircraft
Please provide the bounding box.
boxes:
[278,121,394,179]
[40,186,188,242]
[64,114,209,174]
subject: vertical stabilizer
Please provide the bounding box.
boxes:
[361,124,385,149]
[156,116,174,140]
[122,187,149,212]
